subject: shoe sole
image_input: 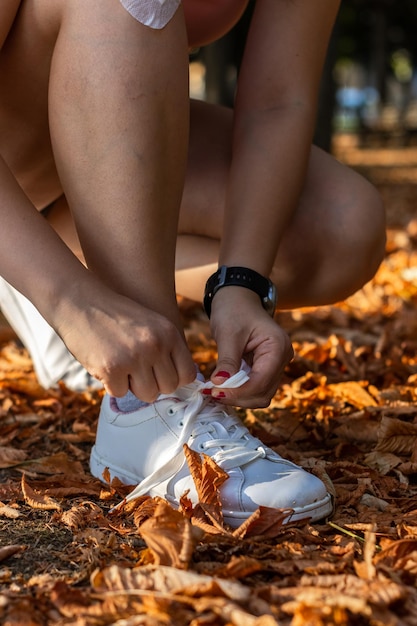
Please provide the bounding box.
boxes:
[90,445,334,527]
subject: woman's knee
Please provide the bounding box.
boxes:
[273,162,386,308]
[352,179,386,280]
[319,176,386,302]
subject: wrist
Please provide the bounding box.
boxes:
[51,268,106,334]
[204,265,277,318]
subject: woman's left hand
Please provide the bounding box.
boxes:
[208,286,293,408]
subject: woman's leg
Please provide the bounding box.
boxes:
[46,98,386,312]
[175,100,386,308]
[45,0,190,332]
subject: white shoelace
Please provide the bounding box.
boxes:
[122,363,267,505]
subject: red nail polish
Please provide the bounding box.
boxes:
[216,371,231,379]
[214,391,226,399]
[202,388,212,395]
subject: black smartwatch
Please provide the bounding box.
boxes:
[203,265,277,318]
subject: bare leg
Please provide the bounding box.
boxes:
[45,99,386,311]
[45,1,190,332]
[177,100,386,309]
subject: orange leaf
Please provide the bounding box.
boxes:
[183,444,229,506]
[138,500,202,569]
[233,506,295,539]
[21,474,62,511]
[327,381,378,409]
[91,563,252,603]
[183,444,231,529]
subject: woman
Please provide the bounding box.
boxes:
[0,0,385,526]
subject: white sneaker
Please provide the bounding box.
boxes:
[0,277,102,391]
[90,371,333,528]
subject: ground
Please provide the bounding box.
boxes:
[0,135,416,625]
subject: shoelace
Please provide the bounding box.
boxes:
[122,364,267,505]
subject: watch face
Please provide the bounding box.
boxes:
[264,283,277,316]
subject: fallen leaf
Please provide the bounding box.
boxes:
[0,545,25,562]
[327,381,378,409]
[21,474,62,511]
[375,416,417,455]
[91,563,252,603]
[0,446,27,468]
[138,500,202,569]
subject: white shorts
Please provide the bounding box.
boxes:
[119,0,181,29]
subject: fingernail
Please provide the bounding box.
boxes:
[216,371,231,379]
[213,391,226,399]
[202,388,212,396]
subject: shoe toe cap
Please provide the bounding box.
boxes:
[220,459,331,520]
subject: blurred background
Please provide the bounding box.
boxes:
[189,0,417,152]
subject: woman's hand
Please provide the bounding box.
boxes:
[208,286,293,408]
[56,283,196,402]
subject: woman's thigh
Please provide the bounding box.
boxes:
[0,0,63,209]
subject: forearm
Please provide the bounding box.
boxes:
[219,105,315,276]
[219,0,340,278]
[0,156,96,328]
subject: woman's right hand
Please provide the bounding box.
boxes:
[56,285,196,402]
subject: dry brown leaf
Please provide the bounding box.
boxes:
[327,381,378,409]
[21,474,62,511]
[91,563,252,603]
[398,523,417,539]
[183,444,231,527]
[281,588,371,617]
[212,555,262,579]
[333,414,380,444]
[0,504,20,519]
[58,501,108,531]
[375,416,417,455]
[27,481,101,498]
[0,446,27,468]
[49,580,104,619]
[138,500,203,569]
[364,450,403,475]
[0,376,49,398]
[187,505,230,535]
[288,603,350,626]
[192,596,278,626]
[0,544,25,562]
[0,343,32,367]
[354,525,377,580]
[375,538,417,565]
[183,444,229,506]
[21,451,86,476]
[232,506,296,540]
[397,461,417,475]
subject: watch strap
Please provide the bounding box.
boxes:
[203,265,276,318]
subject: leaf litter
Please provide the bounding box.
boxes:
[1,161,417,623]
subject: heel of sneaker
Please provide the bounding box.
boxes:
[90,445,142,486]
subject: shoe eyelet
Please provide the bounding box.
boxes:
[177,420,184,428]
[197,442,206,451]
[167,408,176,416]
